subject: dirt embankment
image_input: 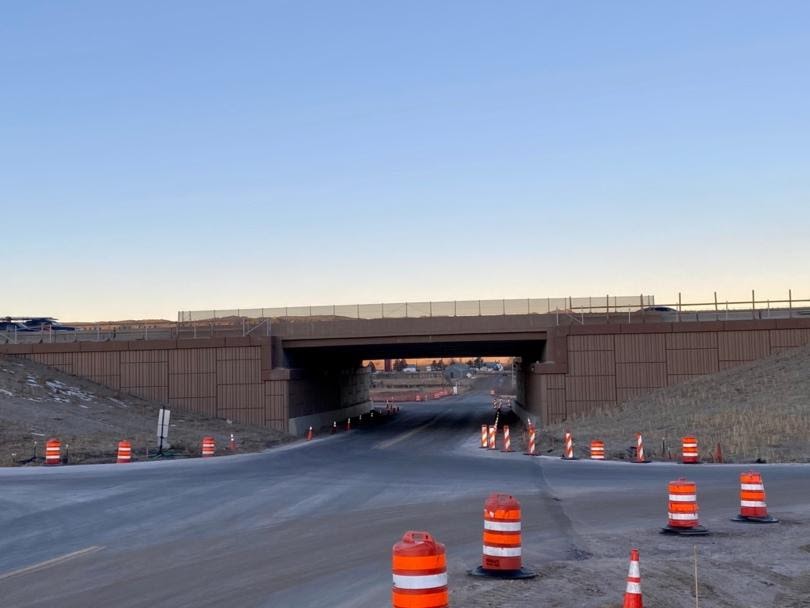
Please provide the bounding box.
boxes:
[525,344,810,463]
[0,356,294,466]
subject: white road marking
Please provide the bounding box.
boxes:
[0,546,104,581]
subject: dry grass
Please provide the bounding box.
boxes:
[538,345,810,463]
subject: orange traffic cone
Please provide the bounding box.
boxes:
[307,426,313,441]
[346,418,352,431]
[623,548,643,608]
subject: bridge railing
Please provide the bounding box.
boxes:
[177,295,656,323]
[4,292,809,346]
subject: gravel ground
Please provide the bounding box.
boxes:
[0,355,294,465]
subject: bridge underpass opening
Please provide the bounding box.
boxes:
[275,337,547,435]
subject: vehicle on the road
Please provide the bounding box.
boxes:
[0,319,34,332]
[640,306,677,313]
[22,317,76,331]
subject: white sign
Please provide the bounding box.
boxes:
[157,408,171,450]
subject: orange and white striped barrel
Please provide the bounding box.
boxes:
[116,440,132,463]
[681,436,699,464]
[392,531,448,608]
[623,548,642,608]
[502,425,512,452]
[667,478,699,529]
[481,493,523,572]
[563,431,574,459]
[488,425,496,450]
[635,433,647,463]
[45,438,61,466]
[735,471,778,522]
[590,440,605,460]
[480,425,488,448]
[201,436,216,457]
[525,426,536,456]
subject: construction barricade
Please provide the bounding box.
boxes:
[661,478,709,535]
[488,425,496,450]
[392,531,448,608]
[116,440,132,463]
[201,436,216,458]
[562,431,577,460]
[45,438,61,466]
[681,436,699,464]
[732,471,779,523]
[470,493,536,579]
[501,425,512,452]
[525,425,537,456]
[590,440,605,460]
[480,425,488,449]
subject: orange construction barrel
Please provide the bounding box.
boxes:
[45,438,61,466]
[469,493,536,579]
[116,440,132,463]
[392,531,448,608]
[201,436,216,457]
[661,478,709,535]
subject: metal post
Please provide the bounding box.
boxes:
[526,298,530,315]
[752,289,756,320]
[640,294,645,323]
[356,303,360,319]
[502,299,506,316]
[405,302,409,318]
[454,301,457,316]
[478,300,482,316]
[714,291,719,321]
[430,301,433,317]
[605,294,610,323]
[677,292,682,323]
[381,303,384,319]
[789,289,793,318]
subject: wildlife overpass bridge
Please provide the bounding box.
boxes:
[3,294,810,434]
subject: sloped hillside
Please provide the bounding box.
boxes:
[543,344,810,463]
[0,355,293,465]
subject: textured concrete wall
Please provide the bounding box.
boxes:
[516,319,810,426]
[0,337,370,436]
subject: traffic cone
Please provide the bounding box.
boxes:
[635,433,650,463]
[229,433,236,451]
[346,417,351,431]
[331,421,337,434]
[307,426,313,441]
[623,549,643,608]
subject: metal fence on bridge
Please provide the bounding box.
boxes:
[3,291,810,345]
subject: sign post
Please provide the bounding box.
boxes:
[157,408,171,454]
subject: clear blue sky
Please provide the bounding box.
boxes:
[2,1,808,320]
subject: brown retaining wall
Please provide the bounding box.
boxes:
[517,318,810,425]
[0,337,370,434]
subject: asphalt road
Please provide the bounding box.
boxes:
[1,390,809,607]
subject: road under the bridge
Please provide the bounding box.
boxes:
[1,390,809,607]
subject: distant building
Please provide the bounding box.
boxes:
[444,364,471,380]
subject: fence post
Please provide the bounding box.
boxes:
[714,291,719,321]
[526,298,530,315]
[677,292,682,322]
[502,299,506,316]
[752,289,756,320]
[605,294,610,323]
[454,301,457,316]
[789,289,793,318]
[478,300,481,316]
